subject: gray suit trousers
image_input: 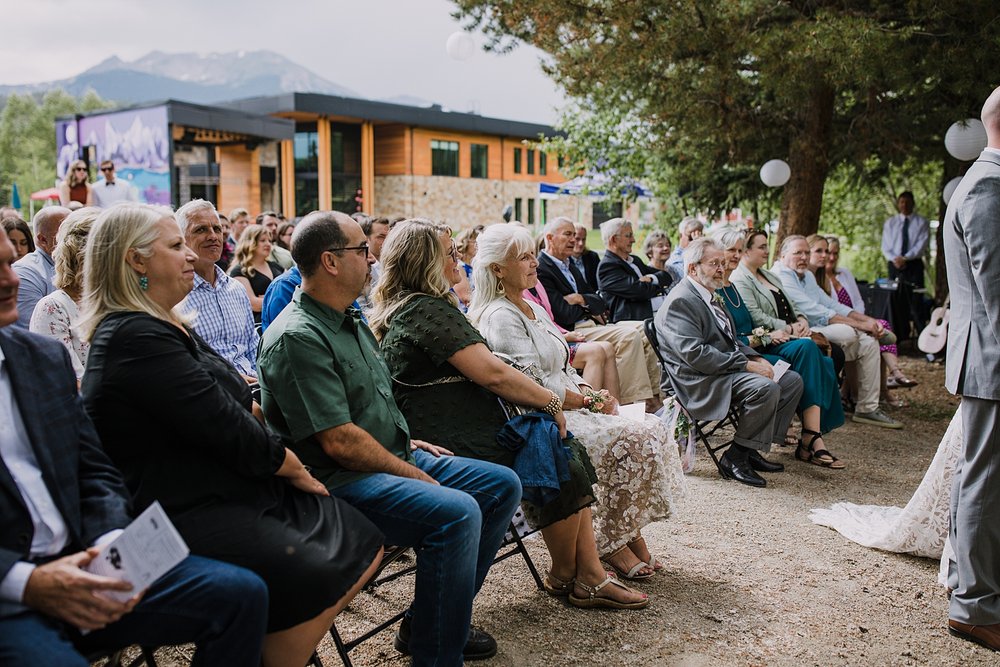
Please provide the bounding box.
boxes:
[948,396,1000,624]
[731,370,803,452]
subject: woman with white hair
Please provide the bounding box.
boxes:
[470,223,685,581]
[79,203,384,667]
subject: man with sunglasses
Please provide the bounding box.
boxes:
[91,161,136,209]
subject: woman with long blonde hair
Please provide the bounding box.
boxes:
[58,159,94,206]
[228,224,284,322]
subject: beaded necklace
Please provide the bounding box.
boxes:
[721,282,742,308]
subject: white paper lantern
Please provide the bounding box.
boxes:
[446,32,475,61]
[942,176,963,205]
[944,119,987,161]
[759,159,791,187]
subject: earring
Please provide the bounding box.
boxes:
[496,280,506,295]
[139,275,149,291]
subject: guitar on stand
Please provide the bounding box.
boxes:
[917,296,950,359]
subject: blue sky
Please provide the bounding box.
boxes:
[0,0,565,124]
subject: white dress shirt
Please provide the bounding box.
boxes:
[881,212,929,262]
[91,178,136,208]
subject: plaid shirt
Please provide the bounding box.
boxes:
[179,266,259,377]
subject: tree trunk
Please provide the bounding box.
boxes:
[774,83,835,252]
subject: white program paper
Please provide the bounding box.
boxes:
[86,501,189,603]
[618,401,647,422]
[771,359,791,383]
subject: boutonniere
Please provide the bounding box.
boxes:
[711,293,725,308]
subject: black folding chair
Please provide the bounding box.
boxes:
[642,318,738,477]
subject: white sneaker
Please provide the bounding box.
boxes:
[852,409,903,429]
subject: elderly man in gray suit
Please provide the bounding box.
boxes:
[942,86,1000,652]
[655,237,803,488]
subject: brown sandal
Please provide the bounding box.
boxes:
[568,575,649,610]
[543,571,574,597]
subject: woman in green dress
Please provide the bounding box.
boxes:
[715,228,846,468]
[371,219,649,610]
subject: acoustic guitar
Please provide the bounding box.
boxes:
[918,298,950,355]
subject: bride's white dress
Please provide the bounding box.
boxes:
[809,410,961,581]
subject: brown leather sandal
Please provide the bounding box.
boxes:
[568,575,649,610]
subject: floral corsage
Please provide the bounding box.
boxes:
[749,326,772,348]
[711,293,726,308]
[582,388,613,413]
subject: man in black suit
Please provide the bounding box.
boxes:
[0,237,268,666]
[537,217,663,408]
[597,218,674,323]
[571,222,601,288]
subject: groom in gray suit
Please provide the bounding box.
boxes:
[943,86,1000,652]
[655,237,803,488]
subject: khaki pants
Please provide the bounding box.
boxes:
[813,323,880,413]
[575,320,661,404]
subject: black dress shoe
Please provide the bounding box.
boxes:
[719,454,767,488]
[394,615,498,660]
[748,449,784,473]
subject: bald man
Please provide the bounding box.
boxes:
[12,206,69,328]
[943,85,1000,652]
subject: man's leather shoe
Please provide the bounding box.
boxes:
[949,619,1000,652]
[394,615,498,660]
[718,454,766,488]
[748,449,784,473]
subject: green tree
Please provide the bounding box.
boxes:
[454,0,1000,251]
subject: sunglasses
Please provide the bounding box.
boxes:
[101,166,114,172]
[73,166,87,172]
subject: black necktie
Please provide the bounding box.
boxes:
[900,217,910,256]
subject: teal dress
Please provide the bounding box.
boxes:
[717,284,845,433]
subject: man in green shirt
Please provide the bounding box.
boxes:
[258,211,521,666]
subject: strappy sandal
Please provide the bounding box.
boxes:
[569,575,649,610]
[543,571,575,597]
[796,429,845,469]
[602,546,653,580]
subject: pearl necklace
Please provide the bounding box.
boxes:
[721,283,742,308]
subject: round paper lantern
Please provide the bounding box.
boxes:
[446,32,475,61]
[944,119,987,161]
[942,176,963,205]
[759,159,791,187]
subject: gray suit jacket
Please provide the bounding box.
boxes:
[653,278,759,420]
[944,149,1000,399]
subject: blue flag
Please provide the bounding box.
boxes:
[10,183,21,210]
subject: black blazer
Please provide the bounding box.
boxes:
[597,252,674,323]
[536,252,610,331]
[576,250,601,289]
[0,327,132,582]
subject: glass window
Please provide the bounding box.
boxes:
[527,198,535,225]
[527,149,535,175]
[540,152,547,176]
[294,122,319,216]
[431,140,459,176]
[514,198,522,221]
[513,147,522,174]
[471,143,489,179]
[331,123,362,214]
[541,199,548,224]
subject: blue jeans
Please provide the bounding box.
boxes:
[333,450,521,667]
[0,555,268,667]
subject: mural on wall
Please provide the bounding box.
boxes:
[56,106,171,205]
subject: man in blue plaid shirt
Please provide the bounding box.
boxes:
[177,200,259,380]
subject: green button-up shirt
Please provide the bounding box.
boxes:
[257,288,413,489]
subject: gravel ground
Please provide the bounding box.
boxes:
[125,355,998,666]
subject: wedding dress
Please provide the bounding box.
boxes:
[809,409,961,578]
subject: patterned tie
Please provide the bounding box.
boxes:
[900,216,910,256]
[710,299,735,343]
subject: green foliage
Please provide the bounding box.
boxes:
[0,89,113,214]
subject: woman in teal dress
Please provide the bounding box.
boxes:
[714,228,846,468]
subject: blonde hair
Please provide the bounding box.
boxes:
[231,224,268,278]
[65,160,89,188]
[80,202,180,340]
[53,207,100,296]
[468,223,536,324]
[369,218,456,340]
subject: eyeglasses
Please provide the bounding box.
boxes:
[448,245,459,261]
[698,260,726,270]
[327,242,369,256]
[100,166,114,172]
[73,167,87,172]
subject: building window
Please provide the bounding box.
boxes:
[514,197,522,221]
[557,155,565,170]
[331,123,362,214]
[540,152,547,176]
[541,199,548,224]
[513,147,522,174]
[471,143,488,179]
[431,140,459,176]
[527,149,535,175]
[294,122,319,216]
[527,198,535,225]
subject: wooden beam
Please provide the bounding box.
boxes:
[361,121,374,214]
[280,139,295,218]
[317,118,332,211]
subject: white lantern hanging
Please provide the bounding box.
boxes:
[759,159,791,187]
[446,32,475,61]
[944,119,987,161]
[943,176,963,205]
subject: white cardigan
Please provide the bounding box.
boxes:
[829,267,866,315]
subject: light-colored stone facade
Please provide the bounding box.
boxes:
[374,175,595,231]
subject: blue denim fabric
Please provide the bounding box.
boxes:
[496,412,574,506]
[332,450,521,667]
[0,555,268,667]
